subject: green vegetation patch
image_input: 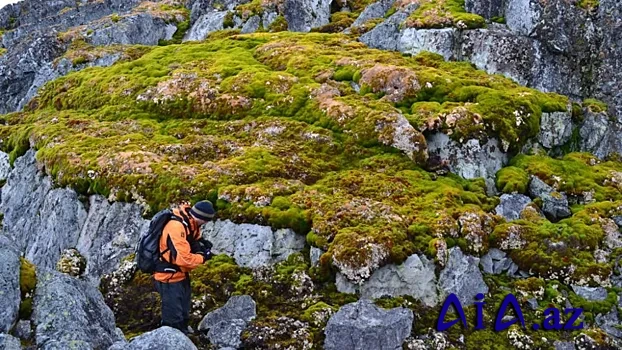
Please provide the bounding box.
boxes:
[400,0,486,29]
[19,257,37,320]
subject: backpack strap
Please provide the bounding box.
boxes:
[155,213,191,273]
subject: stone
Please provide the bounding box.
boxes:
[579,111,622,159]
[32,268,124,349]
[595,304,622,340]
[56,248,87,277]
[202,219,304,268]
[613,216,622,228]
[464,0,505,19]
[488,248,506,260]
[360,12,408,51]
[284,0,331,32]
[426,133,507,194]
[0,152,10,182]
[553,341,576,350]
[480,253,493,274]
[310,247,324,267]
[184,11,228,42]
[351,0,395,28]
[199,295,256,348]
[527,298,539,310]
[241,15,261,34]
[0,334,21,350]
[336,254,439,307]
[14,320,33,341]
[87,13,177,46]
[540,192,572,221]
[108,326,196,350]
[0,235,20,334]
[538,111,573,148]
[438,247,488,304]
[505,0,543,36]
[495,194,532,221]
[571,285,608,301]
[262,12,278,29]
[324,299,413,350]
[528,175,553,199]
[399,28,458,61]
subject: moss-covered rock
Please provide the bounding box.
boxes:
[18,257,36,320]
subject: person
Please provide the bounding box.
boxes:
[154,200,215,334]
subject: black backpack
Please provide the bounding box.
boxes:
[136,209,188,274]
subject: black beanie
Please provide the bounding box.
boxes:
[190,200,215,221]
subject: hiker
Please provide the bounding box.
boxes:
[153,200,215,334]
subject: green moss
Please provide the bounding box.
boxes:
[312,12,356,33]
[111,13,121,23]
[19,257,37,320]
[583,98,608,113]
[402,0,486,29]
[223,12,235,29]
[578,0,599,9]
[0,48,6,57]
[490,16,505,24]
[267,16,288,32]
[495,166,529,194]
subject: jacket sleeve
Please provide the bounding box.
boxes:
[163,221,205,270]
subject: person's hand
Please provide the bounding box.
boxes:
[202,247,213,262]
[190,240,202,253]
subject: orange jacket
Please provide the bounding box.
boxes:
[154,204,205,283]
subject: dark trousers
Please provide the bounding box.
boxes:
[155,277,191,332]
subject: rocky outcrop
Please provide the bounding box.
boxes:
[579,111,622,159]
[109,327,197,350]
[198,295,256,349]
[426,133,507,194]
[32,268,124,349]
[495,194,532,221]
[527,176,571,221]
[284,0,331,32]
[184,11,228,42]
[480,248,524,277]
[538,111,573,149]
[438,247,488,304]
[572,285,608,302]
[0,334,21,350]
[324,299,413,350]
[0,235,20,334]
[351,0,396,28]
[336,254,438,307]
[202,219,305,268]
[87,14,177,47]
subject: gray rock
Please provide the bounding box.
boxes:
[0,152,10,182]
[541,192,572,221]
[553,341,576,350]
[539,111,573,148]
[14,320,33,341]
[352,0,395,28]
[439,247,488,304]
[464,0,505,19]
[262,12,278,29]
[0,334,21,350]
[310,247,324,267]
[595,304,622,340]
[579,111,622,159]
[0,235,20,334]
[284,0,331,32]
[528,175,553,199]
[527,298,539,310]
[426,133,507,194]
[480,253,493,274]
[109,326,196,350]
[488,248,506,260]
[184,11,228,42]
[571,285,608,301]
[360,12,408,51]
[32,268,123,349]
[202,219,304,268]
[241,15,261,34]
[199,295,256,348]
[87,14,177,46]
[399,28,458,61]
[324,299,413,350]
[336,254,439,307]
[505,0,543,36]
[495,194,532,221]
[613,216,622,228]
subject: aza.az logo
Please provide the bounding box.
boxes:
[436,293,584,332]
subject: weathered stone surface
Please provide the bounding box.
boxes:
[87,13,177,46]
[0,152,10,182]
[495,194,532,221]
[505,0,542,36]
[108,326,196,350]
[241,15,261,34]
[464,0,505,19]
[439,247,488,304]
[0,334,21,350]
[56,248,87,277]
[325,299,413,350]
[0,235,20,334]
[284,0,331,32]
[426,133,507,194]
[360,12,408,51]
[572,285,608,301]
[336,254,438,306]
[352,0,395,28]
[198,295,256,348]
[14,320,33,342]
[553,341,576,350]
[399,28,457,61]
[579,111,622,159]
[528,175,553,199]
[202,219,304,268]
[310,247,324,267]
[540,192,572,221]
[184,11,228,41]
[539,111,573,148]
[32,268,123,349]
[596,302,622,340]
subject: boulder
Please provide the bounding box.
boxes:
[284,0,331,32]
[579,111,622,159]
[241,15,261,34]
[426,133,507,194]
[87,13,177,46]
[0,334,21,350]
[0,235,20,334]
[108,326,197,350]
[495,194,532,221]
[553,341,576,350]
[596,303,622,340]
[13,320,33,342]
[202,219,305,268]
[310,247,324,267]
[538,111,573,149]
[571,285,608,302]
[198,295,256,348]
[439,247,488,304]
[32,268,124,349]
[398,28,458,61]
[351,0,395,28]
[336,254,438,307]
[464,0,505,19]
[360,12,408,51]
[324,299,413,350]
[184,11,228,42]
[505,0,543,36]
[540,192,572,221]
